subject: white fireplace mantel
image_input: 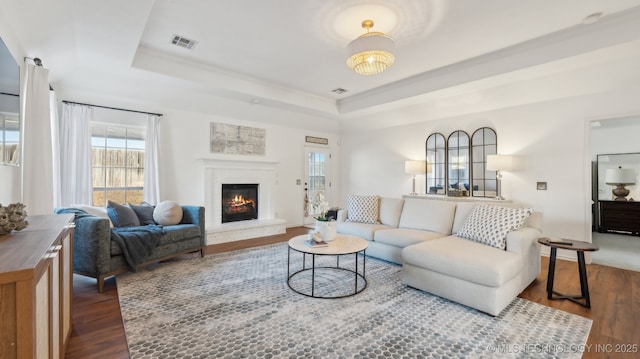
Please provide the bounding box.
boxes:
[197,158,280,170]
[198,158,285,244]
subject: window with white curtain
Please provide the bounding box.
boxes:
[91,124,145,206]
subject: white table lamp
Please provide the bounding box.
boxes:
[486,154,514,200]
[405,160,431,195]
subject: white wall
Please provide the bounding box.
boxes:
[591,120,640,158]
[590,118,640,201]
[52,79,341,228]
[339,86,640,242]
[158,107,340,227]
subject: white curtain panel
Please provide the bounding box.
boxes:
[20,63,54,215]
[59,103,93,206]
[144,114,160,204]
[50,90,61,207]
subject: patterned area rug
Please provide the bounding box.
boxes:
[116,243,592,358]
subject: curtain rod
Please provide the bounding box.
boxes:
[24,57,43,66]
[0,92,19,97]
[61,100,163,117]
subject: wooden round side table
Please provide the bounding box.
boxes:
[538,237,599,308]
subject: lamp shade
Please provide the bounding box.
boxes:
[486,155,514,171]
[347,20,395,75]
[405,160,426,174]
[605,167,636,185]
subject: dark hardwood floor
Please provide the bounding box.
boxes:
[65,227,640,359]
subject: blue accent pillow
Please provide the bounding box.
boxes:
[106,201,141,227]
[129,203,156,225]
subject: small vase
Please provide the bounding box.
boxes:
[315,220,337,242]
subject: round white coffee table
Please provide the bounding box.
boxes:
[287,234,368,299]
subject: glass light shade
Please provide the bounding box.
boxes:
[605,167,636,185]
[347,32,395,75]
[486,155,514,171]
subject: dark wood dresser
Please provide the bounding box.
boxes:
[599,200,640,236]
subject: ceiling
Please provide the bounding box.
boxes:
[2,0,640,124]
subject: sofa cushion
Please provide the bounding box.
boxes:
[336,221,391,241]
[346,194,380,224]
[111,224,201,256]
[374,228,447,248]
[456,204,533,250]
[153,201,183,226]
[398,198,456,234]
[159,224,202,245]
[106,201,140,227]
[403,236,523,287]
[379,197,404,227]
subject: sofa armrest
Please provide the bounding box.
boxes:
[507,226,542,291]
[506,227,541,256]
[337,209,347,222]
[180,206,206,246]
[72,215,113,277]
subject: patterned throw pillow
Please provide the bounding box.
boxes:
[456,204,533,250]
[347,194,380,224]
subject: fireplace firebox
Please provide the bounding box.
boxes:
[221,184,258,223]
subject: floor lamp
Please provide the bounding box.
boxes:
[486,155,514,200]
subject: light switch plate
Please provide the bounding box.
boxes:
[536,182,547,190]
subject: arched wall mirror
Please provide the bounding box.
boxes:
[471,127,497,197]
[425,133,446,195]
[0,36,20,166]
[447,130,470,196]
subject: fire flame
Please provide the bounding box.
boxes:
[229,195,254,207]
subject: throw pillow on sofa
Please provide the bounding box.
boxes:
[106,201,141,227]
[71,204,114,227]
[153,200,183,225]
[456,204,533,250]
[129,203,156,225]
[346,194,380,224]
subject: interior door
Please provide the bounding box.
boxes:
[304,147,331,226]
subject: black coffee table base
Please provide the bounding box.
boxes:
[287,248,367,299]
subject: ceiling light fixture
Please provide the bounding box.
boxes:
[346,20,395,75]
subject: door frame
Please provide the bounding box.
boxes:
[303,145,331,226]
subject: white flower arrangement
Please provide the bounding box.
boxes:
[311,192,332,221]
[0,202,28,234]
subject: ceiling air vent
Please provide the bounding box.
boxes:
[331,88,348,95]
[170,34,198,50]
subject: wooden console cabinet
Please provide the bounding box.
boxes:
[0,214,74,359]
[599,200,640,236]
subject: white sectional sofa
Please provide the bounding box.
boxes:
[337,196,542,316]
